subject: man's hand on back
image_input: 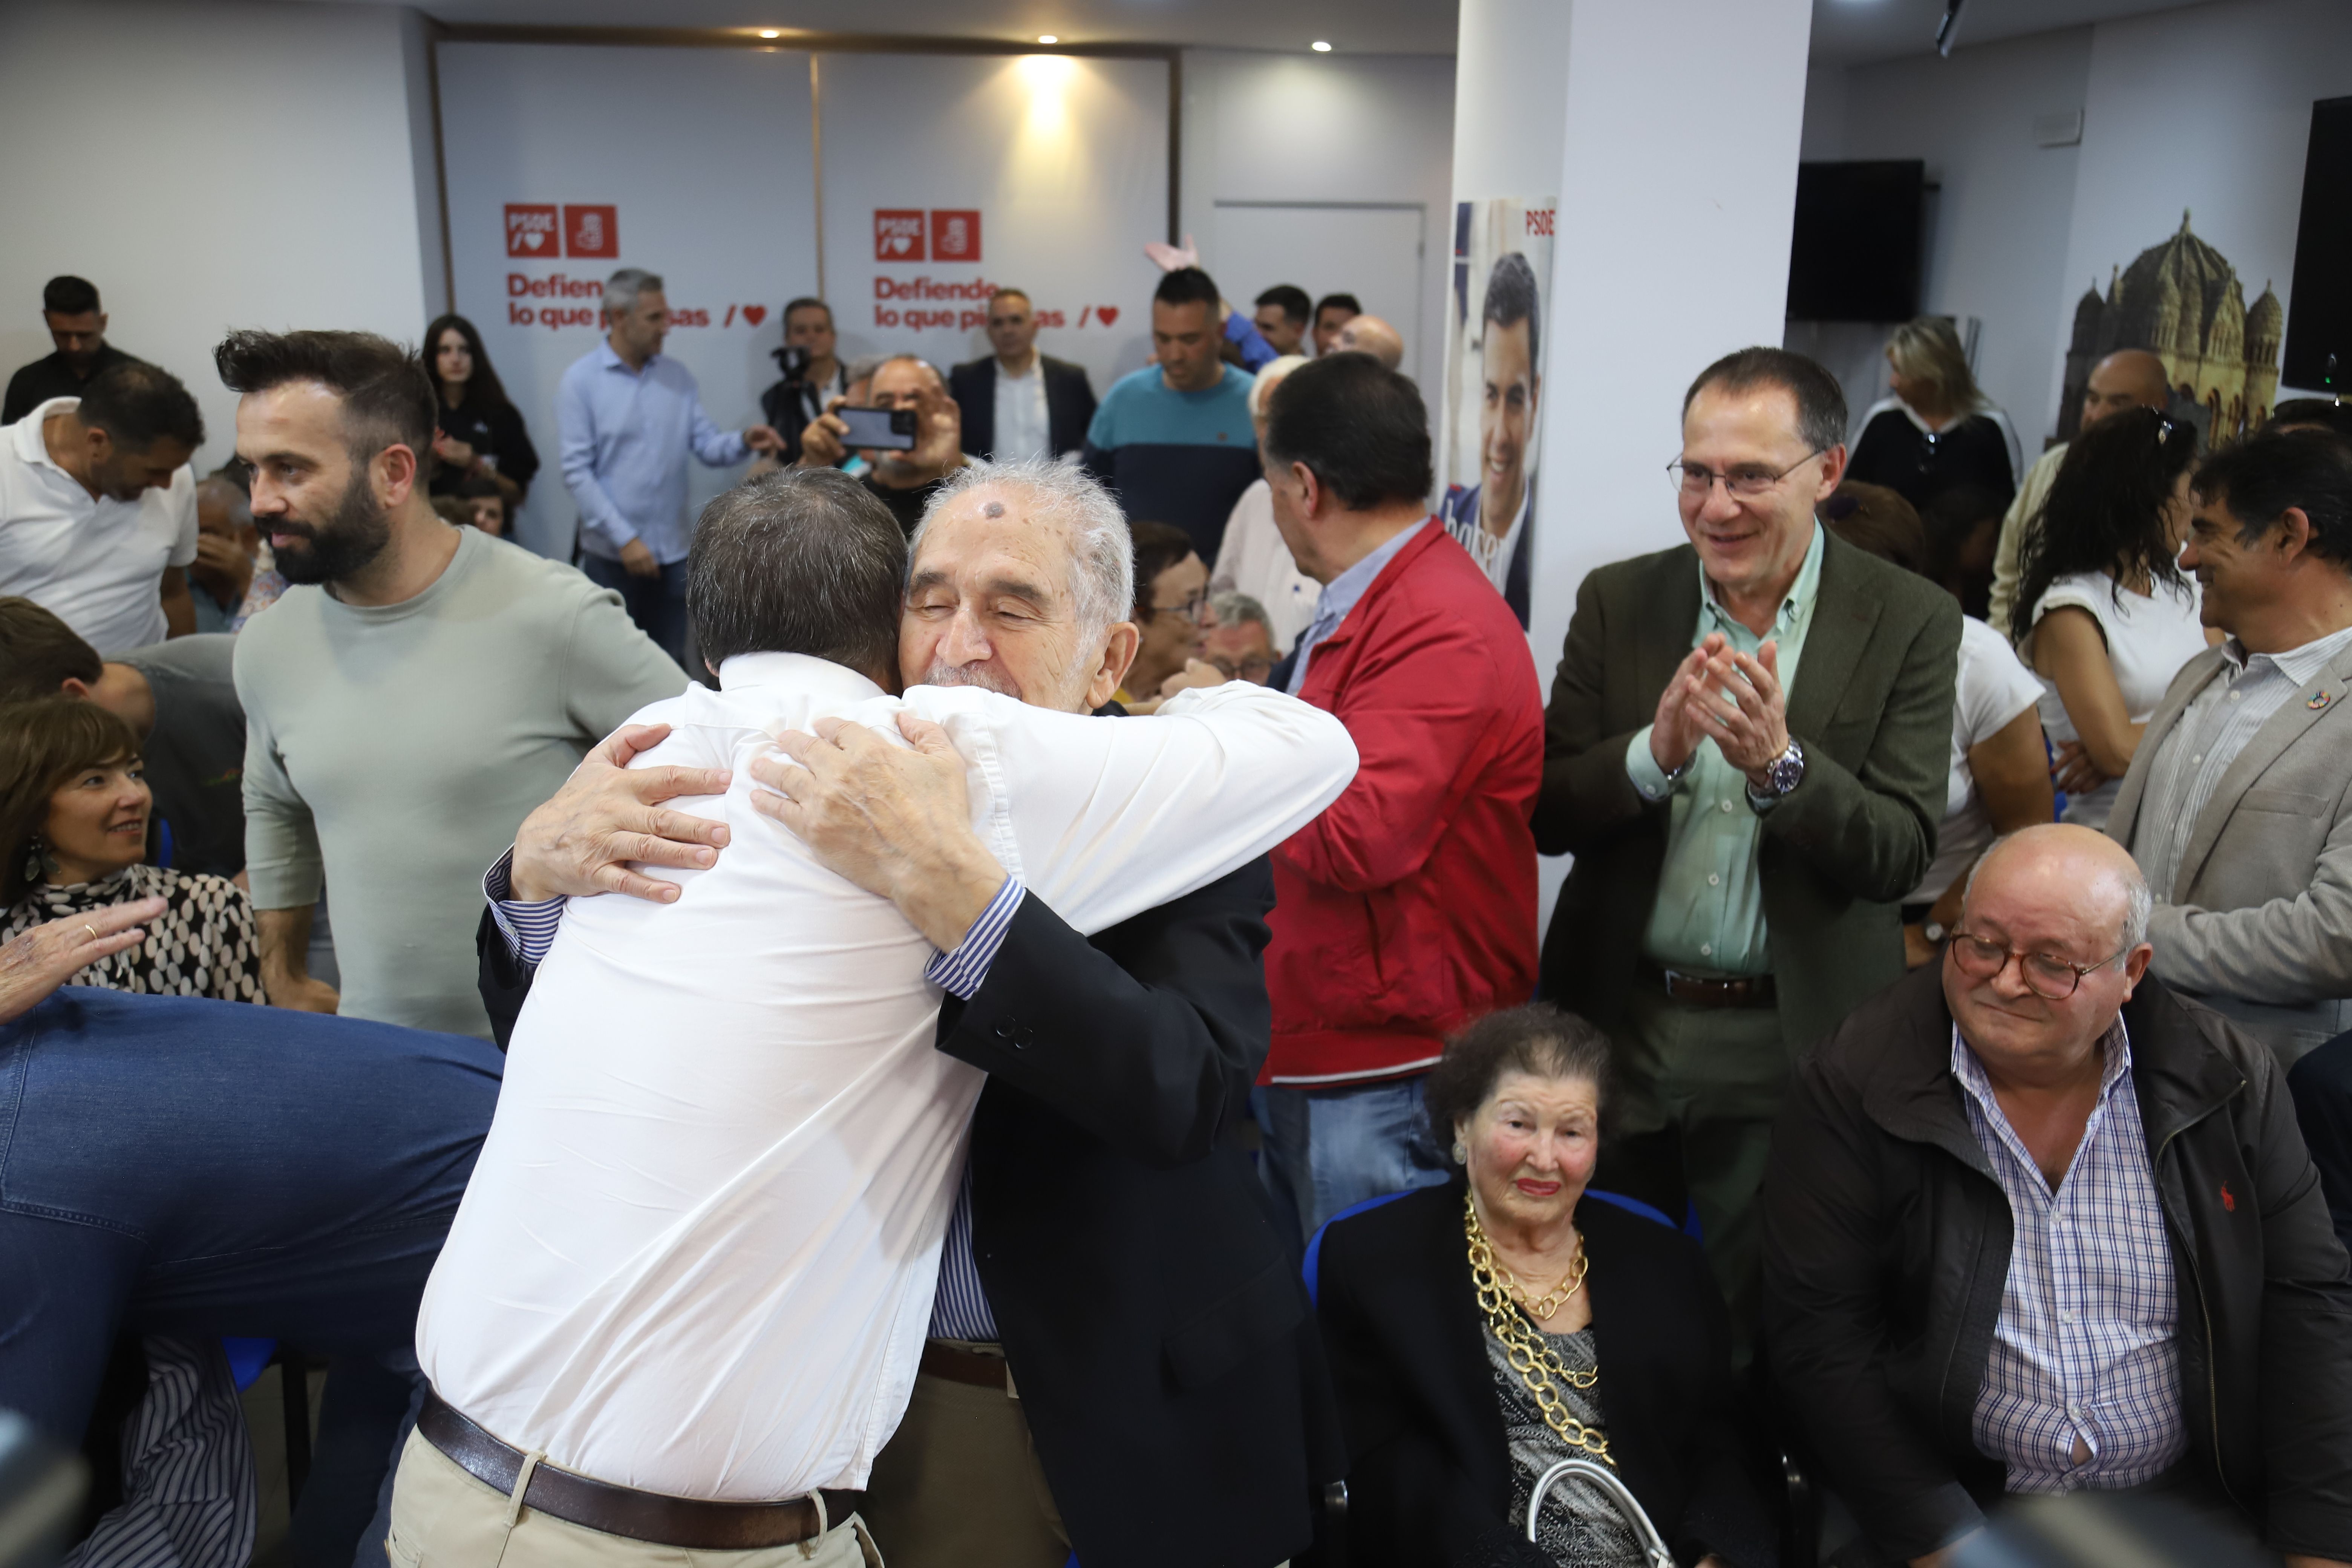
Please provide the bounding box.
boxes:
[509,722,732,903]
[749,712,1008,954]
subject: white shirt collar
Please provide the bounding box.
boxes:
[718,650,887,703]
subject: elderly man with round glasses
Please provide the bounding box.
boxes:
[1764,823,2352,1568]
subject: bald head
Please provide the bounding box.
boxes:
[1335,315,1404,371]
[1950,824,2155,1080]
[1966,824,2150,951]
[2082,349,2171,432]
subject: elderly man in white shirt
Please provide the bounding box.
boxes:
[0,362,204,654]
[396,462,1356,1567]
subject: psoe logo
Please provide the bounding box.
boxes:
[874,210,926,262]
[505,204,558,257]
[931,210,982,263]
[565,205,619,259]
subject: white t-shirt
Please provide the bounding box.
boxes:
[0,398,198,654]
[2025,569,2207,831]
[1910,615,2044,904]
[990,357,1052,465]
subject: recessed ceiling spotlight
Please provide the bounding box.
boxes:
[1311,40,1332,52]
[758,28,781,38]
[1038,34,1058,43]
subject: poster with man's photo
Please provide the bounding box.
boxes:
[1438,197,1555,631]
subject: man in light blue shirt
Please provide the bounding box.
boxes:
[557,267,782,662]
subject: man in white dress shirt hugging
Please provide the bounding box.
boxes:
[393,462,1357,1568]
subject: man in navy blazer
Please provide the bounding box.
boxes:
[949,288,1097,462]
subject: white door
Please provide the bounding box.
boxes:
[1207,202,1426,383]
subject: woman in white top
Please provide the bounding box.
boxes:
[2012,407,2210,831]
[1825,484,2053,968]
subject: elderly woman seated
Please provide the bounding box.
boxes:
[1313,1004,1775,1567]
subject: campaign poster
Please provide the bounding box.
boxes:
[1438,198,1555,631]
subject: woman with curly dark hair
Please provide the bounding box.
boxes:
[425,312,539,510]
[0,698,261,1002]
[2012,407,2209,829]
[1312,1004,1773,1568]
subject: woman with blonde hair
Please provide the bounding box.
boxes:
[1848,315,2021,514]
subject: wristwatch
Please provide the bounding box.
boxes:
[1923,920,1948,943]
[1757,738,1805,798]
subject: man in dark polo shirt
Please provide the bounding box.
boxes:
[3,276,141,426]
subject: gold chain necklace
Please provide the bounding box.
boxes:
[1465,1193,1612,1466]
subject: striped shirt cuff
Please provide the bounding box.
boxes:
[484,846,568,969]
[924,878,1025,1000]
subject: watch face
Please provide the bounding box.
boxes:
[1768,741,1805,794]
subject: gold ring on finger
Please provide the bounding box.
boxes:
[84,924,99,942]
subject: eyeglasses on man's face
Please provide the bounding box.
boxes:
[1152,591,1209,624]
[1946,928,2129,1001]
[1666,449,1827,500]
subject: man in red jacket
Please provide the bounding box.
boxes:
[1251,352,1545,1243]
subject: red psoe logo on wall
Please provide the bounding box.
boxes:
[930,210,982,263]
[874,210,926,261]
[505,204,558,256]
[565,205,619,259]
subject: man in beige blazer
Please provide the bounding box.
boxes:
[2108,426,2352,1066]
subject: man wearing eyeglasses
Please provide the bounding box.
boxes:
[1533,346,1961,1354]
[1763,823,2352,1568]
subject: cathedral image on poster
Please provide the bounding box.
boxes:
[2058,210,2283,445]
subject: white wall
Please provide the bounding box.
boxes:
[1798,27,2095,449]
[0,0,442,475]
[1179,49,1457,391]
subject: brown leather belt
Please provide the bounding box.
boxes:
[1640,959,1777,1010]
[920,1340,1013,1392]
[417,1392,860,1550]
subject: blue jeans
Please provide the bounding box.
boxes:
[0,988,502,1566]
[581,550,691,666]
[1256,1077,1452,1250]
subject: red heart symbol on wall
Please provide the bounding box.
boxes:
[743,305,768,326]
[1096,306,1119,327]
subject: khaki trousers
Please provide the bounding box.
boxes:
[1599,985,1792,1361]
[383,1428,882,1568]
[858,1368,1067,1568]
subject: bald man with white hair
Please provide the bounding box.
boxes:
[1766,823,2352,1567]
[1989,349,2174,636]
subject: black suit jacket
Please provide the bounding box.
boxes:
[474,858,1340,1568]
[950,354,1098,460]
[1312,1180,1776,1568]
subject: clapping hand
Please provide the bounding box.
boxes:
[1682,637,1791,786]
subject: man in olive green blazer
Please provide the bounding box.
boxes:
[1534,348,1959,1342]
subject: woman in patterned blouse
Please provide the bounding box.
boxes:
[0,699,262,1003]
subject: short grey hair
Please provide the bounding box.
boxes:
[603,268,663,316]
[1249,355,1311,418]
[872,353,947,392]
[1209,590,1271,635]
[1963,831,2154,952]
[910,458,1133,640]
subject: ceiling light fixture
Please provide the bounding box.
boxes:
[758,28,781,38]
[1037,34,1058,43]
[1311,40,1332,52]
